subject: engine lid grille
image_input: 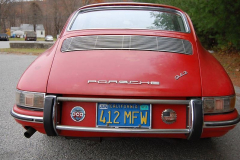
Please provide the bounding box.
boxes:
[61,35,192,55]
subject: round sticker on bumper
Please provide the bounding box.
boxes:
[70,106,85,122]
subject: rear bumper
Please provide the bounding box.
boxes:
[204,115,240,127]
[11,109,43,123]
[11,109,240,129]
[11,95,240,139]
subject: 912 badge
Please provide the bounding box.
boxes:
[70,106,85,122]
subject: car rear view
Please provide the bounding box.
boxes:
[0,33,9,41]
[25,31,37,41]
[11,3,240,140]
[45,35,54,41]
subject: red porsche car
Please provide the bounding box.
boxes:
[11,2,239,140]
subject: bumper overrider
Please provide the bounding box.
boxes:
[11,95,240,140]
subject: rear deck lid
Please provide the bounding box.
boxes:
[47,47,201,97]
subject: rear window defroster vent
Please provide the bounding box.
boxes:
[61,35,192,55]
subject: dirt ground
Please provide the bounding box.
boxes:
[213,53,240,87]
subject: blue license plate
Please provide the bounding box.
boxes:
[97,103,151,128]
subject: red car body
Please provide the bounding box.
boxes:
[11,2,239,140]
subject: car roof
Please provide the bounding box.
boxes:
[79,2,183,12]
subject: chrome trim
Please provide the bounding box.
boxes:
[68,9,79,31]
[95,103,98,128]
[175,71,188,80]
[56,125,190,134]
[203,115,240,128]
[204,124,237,128]
[87,80,160,85]
[17,105,44,111]
[151,82,160,85]
[202,95,236,99]
[67,5,190,33]
[57,97,190,105]
[150,104,152,129]
[10,109,43,123]
[187,100,194,139]
[16,89,46,96]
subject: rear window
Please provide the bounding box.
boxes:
[0,33,7,36]
[70,10,187,32]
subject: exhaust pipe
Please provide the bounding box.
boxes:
[24,127,36,138]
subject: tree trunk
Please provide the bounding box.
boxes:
[0,4,2,32]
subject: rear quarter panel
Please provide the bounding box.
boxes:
[197,40,235,96]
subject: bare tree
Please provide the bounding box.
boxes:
[53,0,63,35]
[28,1,43,31]
[46,0,66,36]
[61,0,81,15]
[0,0,127,35]
[0,0,13,32]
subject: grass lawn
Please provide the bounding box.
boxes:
[0,48,46,55]
[9,38,25,41]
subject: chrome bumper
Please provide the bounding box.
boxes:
[56,125,190,134]
[11,109,240,128]
[10,109,43,123]
[204,116,240,128]
[11,96,240,140]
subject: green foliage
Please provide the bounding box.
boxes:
[149,12,181,31]
[135,0,240,51]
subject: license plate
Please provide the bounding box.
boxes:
[97,103,151,128]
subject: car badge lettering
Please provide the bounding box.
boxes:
[70,106,85,122]
[88,80,159,85]
[175,71,188,80]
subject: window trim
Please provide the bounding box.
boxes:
[66,6,191,33]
